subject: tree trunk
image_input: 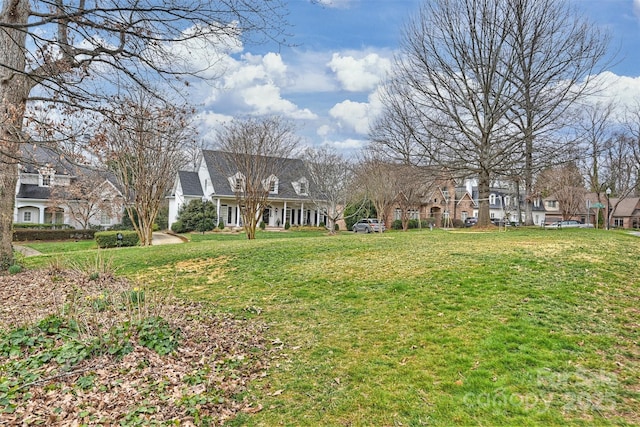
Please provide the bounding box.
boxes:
[477,169,491,227]
[0,0,30,269]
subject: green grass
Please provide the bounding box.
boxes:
[21,239,97,254]
[22,228,640,426]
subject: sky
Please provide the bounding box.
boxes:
[187,0,640,157]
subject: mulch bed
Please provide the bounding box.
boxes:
[0,269,277,425]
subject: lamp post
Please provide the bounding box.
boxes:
[605,187,611,230]
[201,196,207,234]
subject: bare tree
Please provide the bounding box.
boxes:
[382,0,523,227]
[600,131,639,227]
[48,171,123,230]
[0,0,287,268]
[507,0,609,225]
[93,92,193,246]
[354,152,400,230]
[303,147,352,234]
[214,117,300,240]
[577,101,618,204]
[536,164,586,220]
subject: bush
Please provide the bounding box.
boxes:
[13,223,74,230]
[95,231,139,248]
[452,219,465,228]
[392,220,403,230]
[171,220,187,234]
[259,221,266,230]
[174,199,217,233]
[13,229,96,242]
[218,220,225,230]
[284,221,290,230]
[334,223,340,232]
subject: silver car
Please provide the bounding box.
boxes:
[352,218,386,233]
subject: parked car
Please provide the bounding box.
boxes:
[352,218,386,233]
[545,220,593,229]
[464,217,478,227]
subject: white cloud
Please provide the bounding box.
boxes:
[322,138,367,153]
[634,0,640,21]
[591,71,640,109]
[329,100,370,134]
[327,52,392,92]
[241,84,317,119]
[317,124,332,137]
[316,0,354,9]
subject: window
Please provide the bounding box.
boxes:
[489,194,496,205]
[23,211,32,222]
[101,212,111,225]
[490,212,495,219]
[504,196,510,206]
[42,175,51,186]
[265,175,278,194]
[547,200,557,208]
[614,218,624,228]
[461,211,468,221]
[299,181,308,195]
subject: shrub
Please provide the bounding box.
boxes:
[284,221,290,230]
[218,220,225,230]
[259,221,266,230]
[452,219,465,228]
[13,229,96,242]
[175,199,217,233]
[392,219,403,230]
[95,231,139,248]
[171,220,187,234]
[334,223,340,232]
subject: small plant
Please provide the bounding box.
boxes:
[259,221,266,230]
[125,288,145,307]
[137,316,180,355]
[284,221,290,230]
[8,264,22,274]
[218,220,225,230]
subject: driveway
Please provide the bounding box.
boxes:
[151,232,186,245]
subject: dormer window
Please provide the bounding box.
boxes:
[489,194,496,205]
[263,175,279,194]
[228,172,245,193]
[292,177,309,196]
[39,166,55,187]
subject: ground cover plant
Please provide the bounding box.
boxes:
[17,228,640,425]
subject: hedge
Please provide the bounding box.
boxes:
[13,229,96,242]
[94,231,139,248]
[13,223,74,230]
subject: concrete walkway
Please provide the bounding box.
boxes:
[151,232,187,245]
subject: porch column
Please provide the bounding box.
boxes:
[301,202,304,225]
[283,201,287,226]
[38,206,45,224]
[216,198,221,225]
[236,205,241,227]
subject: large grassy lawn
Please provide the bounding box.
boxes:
[23,229,640,425]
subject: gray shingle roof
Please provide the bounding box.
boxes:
[16,184,52,199]
[177,171,203,197]
[200,150,312,200]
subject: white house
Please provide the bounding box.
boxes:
[168,150,326,229]
[14,146,124,229]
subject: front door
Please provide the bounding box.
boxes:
[262,207,270,226]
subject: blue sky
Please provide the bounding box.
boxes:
[189,0,640,157]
